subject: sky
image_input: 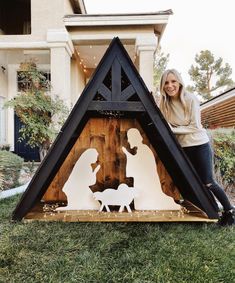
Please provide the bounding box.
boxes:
[84,0,235,89]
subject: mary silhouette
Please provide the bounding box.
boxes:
[122,128,180,210]
[57,148,101,210]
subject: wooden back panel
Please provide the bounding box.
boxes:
[43,118,180,202]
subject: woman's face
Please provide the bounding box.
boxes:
[163,73,180,99]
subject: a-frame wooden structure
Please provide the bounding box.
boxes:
[13,37,219,221]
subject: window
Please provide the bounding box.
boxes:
[17,70,51,92]
[0,96,6,145]
[0,0,31,35]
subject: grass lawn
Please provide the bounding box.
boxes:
[0,195,234,283]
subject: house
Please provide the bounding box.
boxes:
[201,87,235,129]
[0,0,172,160]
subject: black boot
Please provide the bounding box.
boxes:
[218,208,235,226]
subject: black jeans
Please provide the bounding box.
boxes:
[183,142,232,212]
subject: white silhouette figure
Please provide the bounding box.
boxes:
[93,183,139,213]
[122,128,180,210]
[57,148,101,210]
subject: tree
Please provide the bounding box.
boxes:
[188,50,235,100]
[5,60,69,160]
[153,46,169,96]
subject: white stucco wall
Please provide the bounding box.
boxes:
[0,0,74,43]
[31,0,68,39]
[0,51,8,98]
[64,0,74,15]
[0,51,8,145]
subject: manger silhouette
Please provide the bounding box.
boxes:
[12,38,219,222]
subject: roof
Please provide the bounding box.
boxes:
[12,37,219,221]
[65,10,173,17]
[201,87,235,128]
[200,87,235,110]
[64,11,172,39]
[69,0,87,14]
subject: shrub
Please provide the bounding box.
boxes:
[0,150,24,190]
[209,128,235,192]
[0,144,10,151]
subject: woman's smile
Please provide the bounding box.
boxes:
[164,73,180,99]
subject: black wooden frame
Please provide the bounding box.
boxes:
[12,38,219,220]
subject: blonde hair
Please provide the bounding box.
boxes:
[159,69,187,120]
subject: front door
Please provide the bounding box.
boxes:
[14,114,40,161]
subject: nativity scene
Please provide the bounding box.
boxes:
[12,38,219,222]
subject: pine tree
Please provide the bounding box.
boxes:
[188,50,234,101]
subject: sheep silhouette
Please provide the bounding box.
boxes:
[93,183,139,213]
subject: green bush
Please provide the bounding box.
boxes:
[209,128,235,192]
[0,150,24,190]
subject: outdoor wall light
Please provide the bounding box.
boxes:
[1,66,6,73]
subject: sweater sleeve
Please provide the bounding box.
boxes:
[170,97,202,134]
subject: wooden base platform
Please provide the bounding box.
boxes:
[24,209,217,223]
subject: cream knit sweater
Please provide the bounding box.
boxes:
[167,92,209,147]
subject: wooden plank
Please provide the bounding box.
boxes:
[121,85,136,101]
[104,118,120,189]
[112,58,121,101]
[201,100,235,125]
[202,98,235,111]
[156,158,181,200]
[202,118,235,126]
[210,122,235,128]
[119,119,136,187]
[202,102,235,112]
[203,118,235,125]
[88,101,145,111]
[89,118,105,192]
[24,210,217,223]
[202,97,235,109]
[202,114,235,122]
[202,110,235,118]
[202,107,235,118]
[202,117,235,128]
[195,94,235,130]
[97,83,111,100]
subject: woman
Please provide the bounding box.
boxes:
[159,69,234,226]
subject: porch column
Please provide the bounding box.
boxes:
[136,35,158,93]
[47,29,74,107]
[50,47,71,106]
